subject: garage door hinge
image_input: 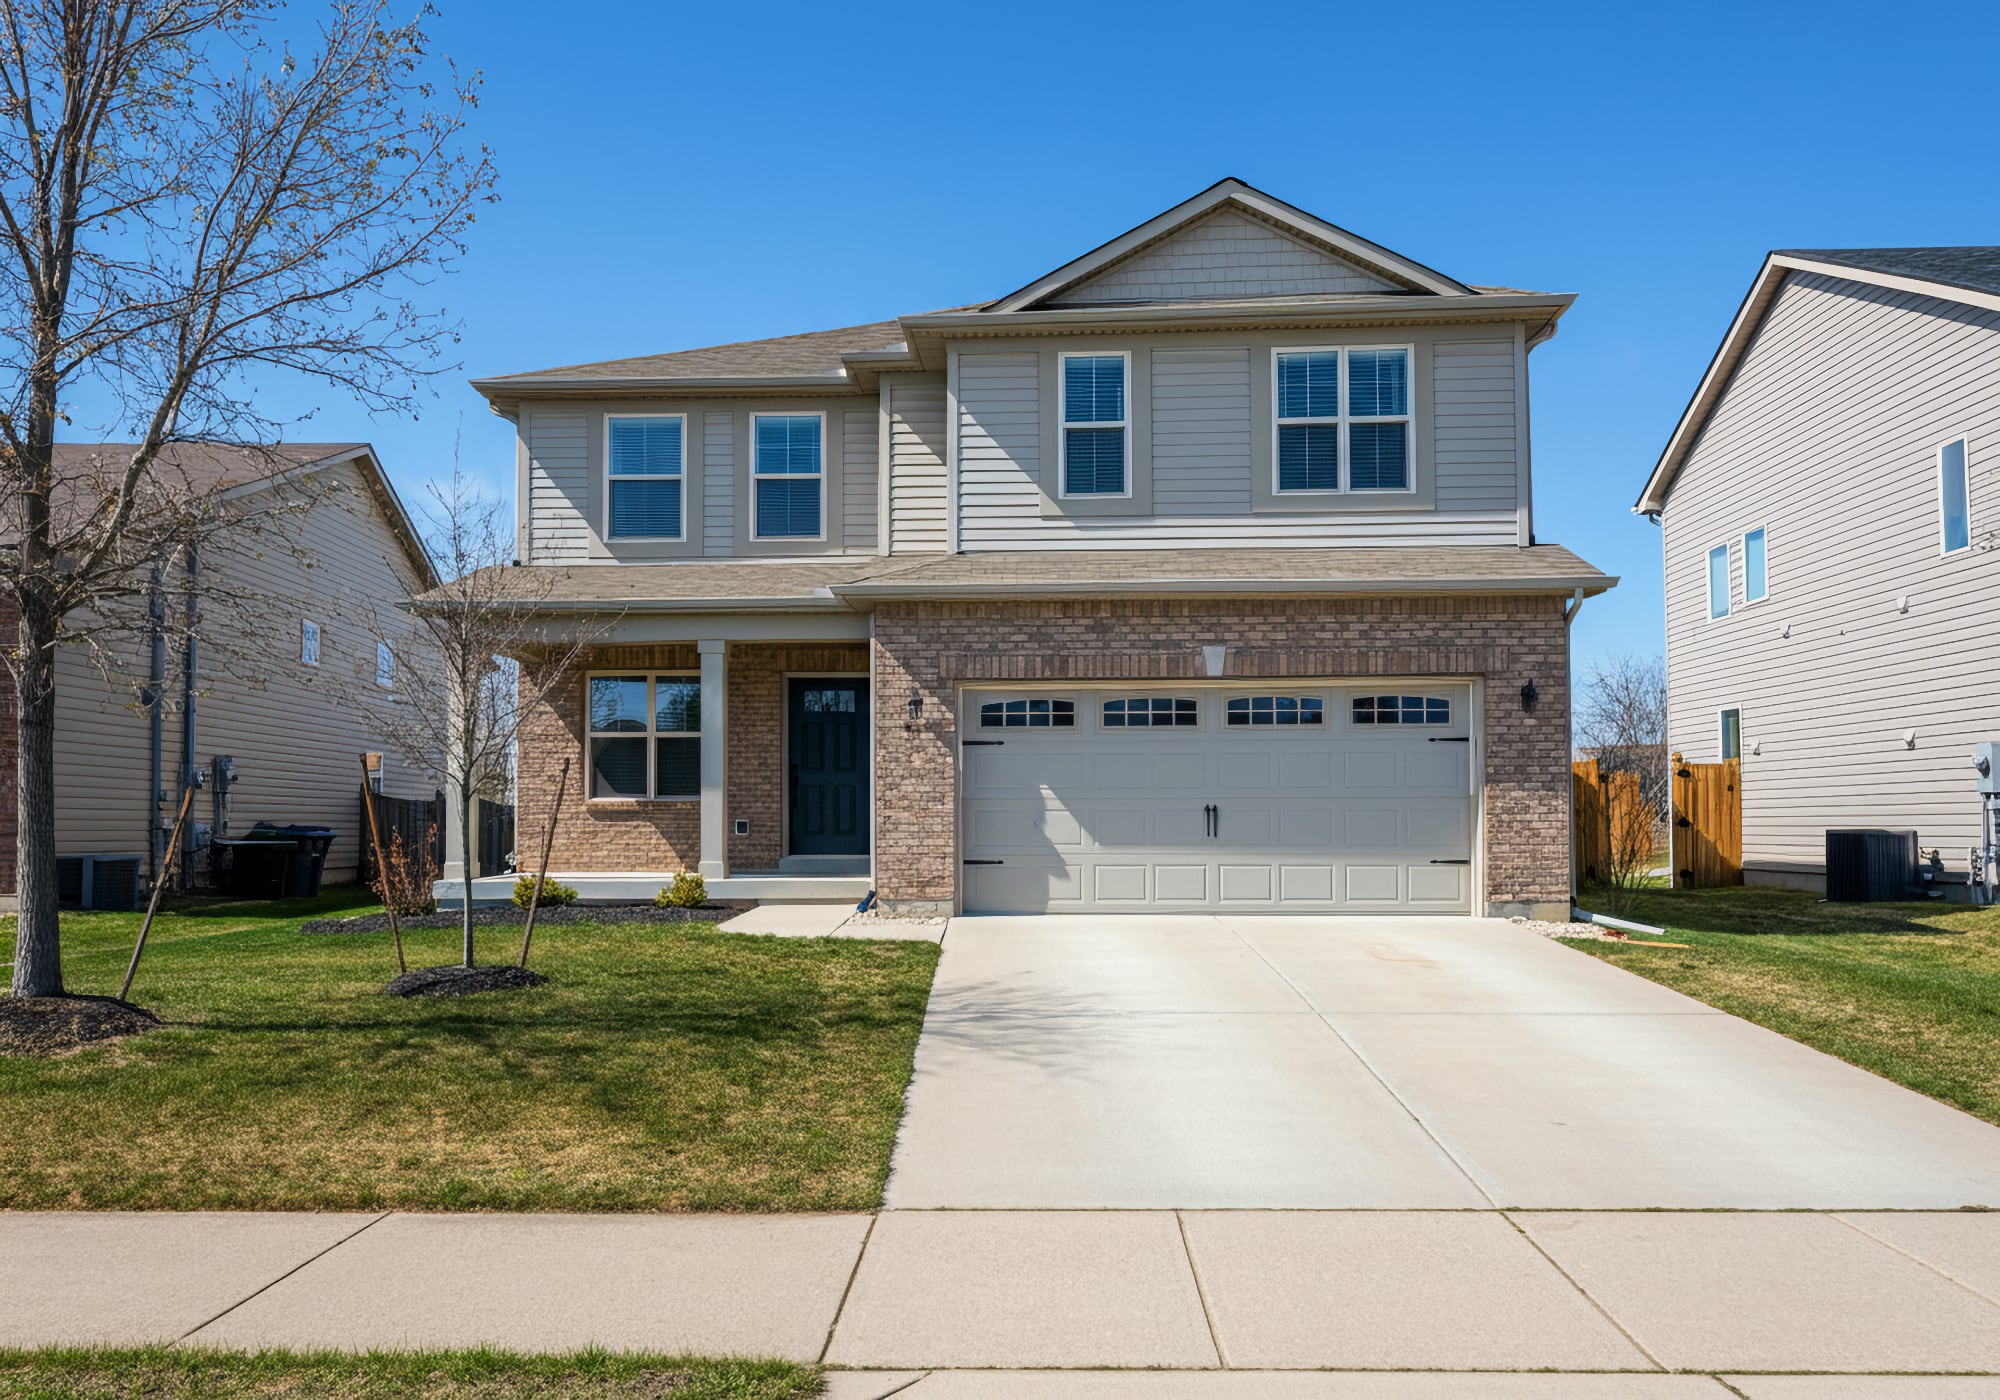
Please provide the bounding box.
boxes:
[1429,858,1471,865]
[962,739,1004,747]
[1427,736,1470,743]
[963,858,1004,865]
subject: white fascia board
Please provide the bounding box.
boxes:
[829,574,1619,603]
[903,292,1573,338]
[469,373,861,400]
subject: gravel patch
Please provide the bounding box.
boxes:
[1513,916,1623,942]
[847,906,946,927]
[383,964,548,998]
[302,902,750,935]
[0,994,162,1056]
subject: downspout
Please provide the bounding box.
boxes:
[1563,587,1585,902]
[144,567,165,884]
[179,546,199,890]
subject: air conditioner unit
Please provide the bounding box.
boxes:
[1824,830,1919,903]
[54,853,145,912]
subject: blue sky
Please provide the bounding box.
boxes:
[182,0,2000,674]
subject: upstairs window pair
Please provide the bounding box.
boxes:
[1056,347,1413,498]
[606,413,823,541]
[1706,528,1769,620]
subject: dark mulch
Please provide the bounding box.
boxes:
[0,994,162,1057]
[302,901,751,936]
[383,964,549,998]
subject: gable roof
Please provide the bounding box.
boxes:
[988,178,1474,309]
[1635,247,2000,515]
[471,319,910,396]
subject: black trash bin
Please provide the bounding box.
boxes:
[219,828,297,899]
[273,825,336,897]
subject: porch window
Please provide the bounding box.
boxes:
[588,673,700,800]
[753,413,824,539]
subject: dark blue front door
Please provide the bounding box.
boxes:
[789,679,868,856]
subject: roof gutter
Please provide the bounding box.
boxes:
[900,292,1575,337]
[829,574,1618,603]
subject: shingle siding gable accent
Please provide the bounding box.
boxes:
[1662,271,2000,879]
[1046,208,1402,305]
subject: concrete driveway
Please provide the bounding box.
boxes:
[885,914,2000,1210]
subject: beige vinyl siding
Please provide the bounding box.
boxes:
[1046,208,1399,305]
[1661,272,2000,877]
[526,408,592,562]
[842,407,878,553]
[1433,339,1522,513]
[953,335,1522,549]
[703,412,733,556]
[55,463,434,883]
[887,373,948,553]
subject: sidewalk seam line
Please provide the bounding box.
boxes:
[868,1372,930,1398]
[818,1210,879,1365]
[1830,1213,2000,1309]
[172,1210,392,1345]
[1503,1211,1667,1372]
[1220,917,1496,1208]
[1175,1209,1228,1369]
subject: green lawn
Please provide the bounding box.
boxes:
[1569,883,2000,1126]
[0,888,939,1212]
[0,1348,817,1399]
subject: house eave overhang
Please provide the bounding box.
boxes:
[469,372,866,414]
[828,574,1618,604]
[1636,251,2000,515]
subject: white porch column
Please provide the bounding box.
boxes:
[698,639,728,879]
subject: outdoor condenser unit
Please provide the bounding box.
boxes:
[54,853,144,912]
[1824,829,1919,903]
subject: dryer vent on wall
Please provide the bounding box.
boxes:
[55,854,144,911]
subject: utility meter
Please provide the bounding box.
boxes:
[1977,742,2000,795]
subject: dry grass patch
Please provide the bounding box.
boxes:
[0,888,938,1212]
[1568,884,2000,1125]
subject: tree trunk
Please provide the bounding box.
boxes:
[11,599,62,997]
[460,785,475,968]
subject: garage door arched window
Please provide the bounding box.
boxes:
[1352,694,1451,726]
[1103,696,1198,728]
[1226,695,1324,726]
[979,698,1075,729]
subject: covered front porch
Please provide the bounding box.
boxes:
[444,601,877,908]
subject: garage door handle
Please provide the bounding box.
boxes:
[962,740,1003,747]
[1429,858,1470,865]
[1428,736,1470,743]
[963,858,1004,865]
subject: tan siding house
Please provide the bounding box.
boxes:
[452,178,1613,919]
[10,444,439,906]
[1638,248,2000,891]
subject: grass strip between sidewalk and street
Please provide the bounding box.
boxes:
[1567,883,2000,1127]
[0,887,939,1212]
[0,1347,818,1399]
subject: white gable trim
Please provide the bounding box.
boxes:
[990,179,1472,312]
[1636,252,2000,515]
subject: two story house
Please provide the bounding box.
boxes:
[459,179,1612,919]
[1637,247,2000,894]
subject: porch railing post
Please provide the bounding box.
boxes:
[698,639,729,880]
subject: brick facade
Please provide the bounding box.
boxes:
[870,596,1573,918]
[516,640,867,875]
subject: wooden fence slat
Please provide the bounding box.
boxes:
[1573,758,1606,888]
[1671,752,1742,888]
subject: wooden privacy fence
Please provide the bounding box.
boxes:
[358,789,445,886]
[1671,752,1741,888]
[476,798,516,878]
[1571,758,1649,889]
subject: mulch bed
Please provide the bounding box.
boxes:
[383,964,549,998]
[302,902,751,936]
[0,994,161,1057]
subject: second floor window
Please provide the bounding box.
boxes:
[1061,353,1128,496]
[753,414,824,539]
[1941,437,1971,555]
[1743,527,1768,602]
[376,641,395,689]
[300,618,320,667]
[607,415,685,540]
[1707,542,1730,620]
[1276,346,1411,493]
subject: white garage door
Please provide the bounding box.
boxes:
[961,684,1475,914]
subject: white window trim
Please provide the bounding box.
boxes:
[1740,526,1770,605]
[603,412,688,543]
[584,670,701,803]
[375,641,395,690]
[1056,350,1133,500]
[1939,434,1973,557]
[1718,705,1743,761]
[300,618,320,667]
[1271,343,1416,496]
[1704,541,1731,621]
[749,410,828,542]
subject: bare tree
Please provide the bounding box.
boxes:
[0,1,494,997]
[1575,652,1670,908]
[370,465,600,973]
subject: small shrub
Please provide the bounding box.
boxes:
[512,874,578,909]
[370,824,439,916]
[657,872,708,908]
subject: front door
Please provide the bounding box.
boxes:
[788,678,869,855]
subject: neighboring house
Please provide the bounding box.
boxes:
[0,442,439,908]
[456,179,1614,918]
[1637,247,2000,893]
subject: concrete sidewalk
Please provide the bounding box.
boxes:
[6,1209,2000,1390]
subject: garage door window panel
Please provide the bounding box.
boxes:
[1226,695,1324,726]
[1352,694,1451,726]
[979,697,1075,729]
[1102,696,1198,728]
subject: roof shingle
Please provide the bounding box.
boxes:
[1779,247,2000,301]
